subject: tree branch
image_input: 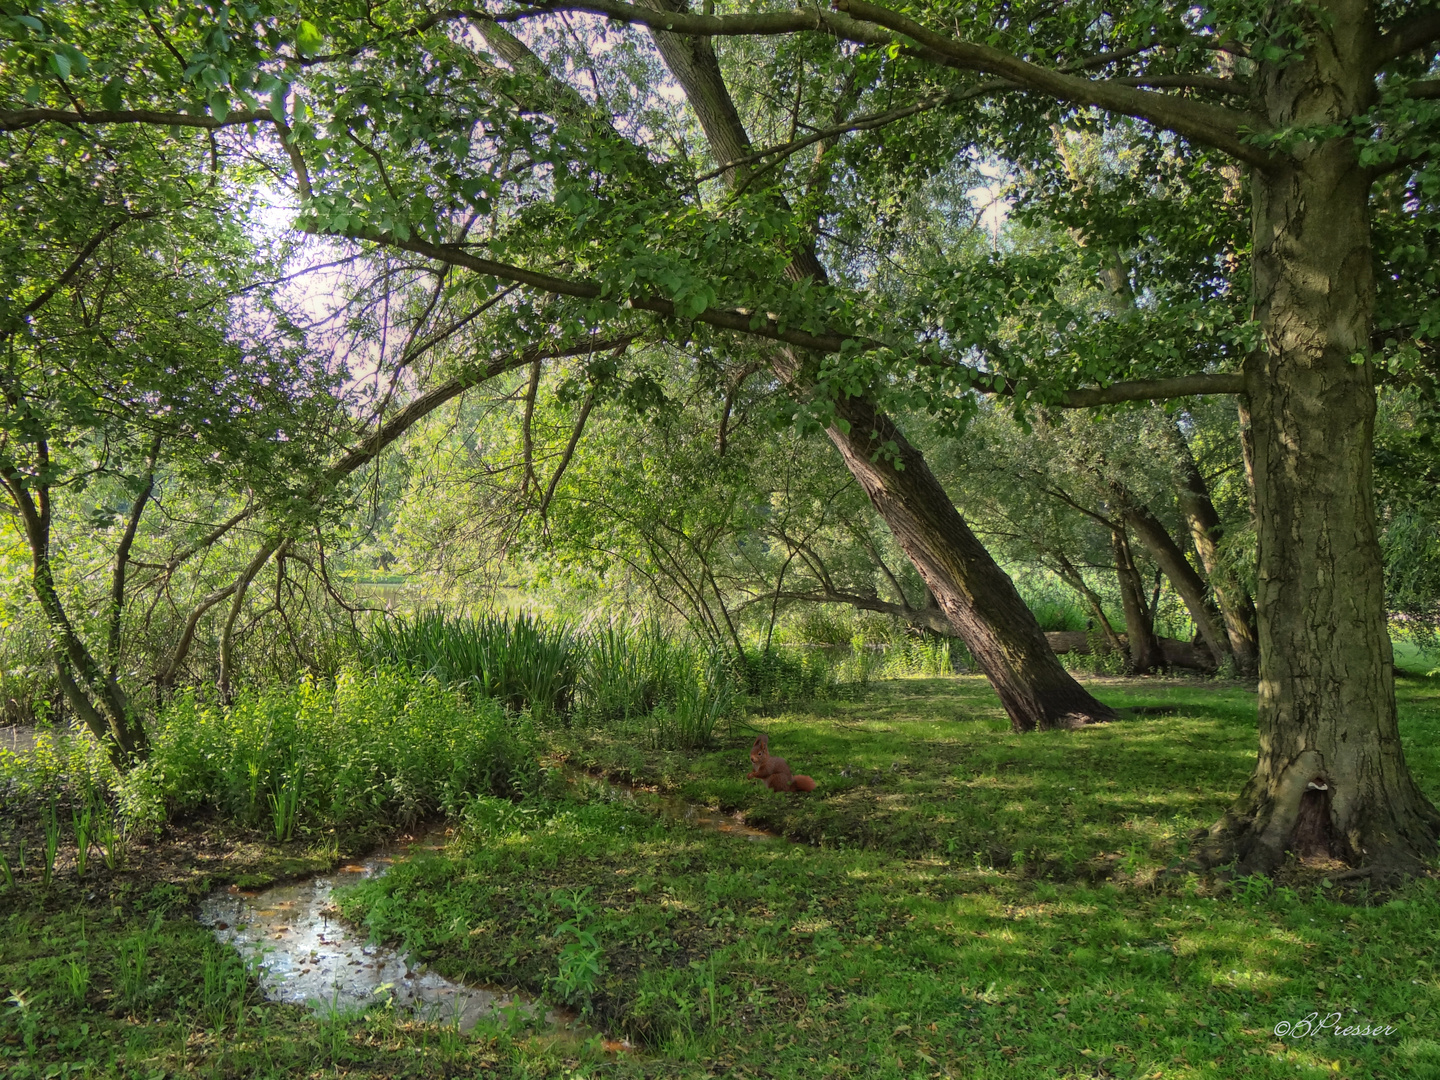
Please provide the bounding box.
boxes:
[107,435,161,677]
[540,385,600,518]
[0,107,270,133]
[833,0,1269,164]
[505,0,1271,165]
[1054,372,1246,407]
[334,225,879,353]
[4,212,156,335]
[1375,13,1440,64]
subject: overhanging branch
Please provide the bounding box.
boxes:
[502,0,1271,165]
[0,107,270,133]
[1054,372,1246,407]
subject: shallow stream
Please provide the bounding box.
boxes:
[198,769,777,1033]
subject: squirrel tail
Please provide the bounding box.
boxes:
[789,774,816,792]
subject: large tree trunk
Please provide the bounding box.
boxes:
[641,4,1114,729]
[1200,6,1440,876]
[1164,419,1259,673]
[824,393,1117,727]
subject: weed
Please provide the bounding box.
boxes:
[1234,872,1274,904]
[200,944,248,1028]
[62,960,89,1007]
[71,802,92,879]
[0,850,12,890]
[91,799,124,871]
[40,801,59,887]
[549,887,603,1012]
[268,769,301,841]
[5,989,38,1057]
[115,930,151,1008]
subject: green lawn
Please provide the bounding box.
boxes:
[5,673,1440,1078]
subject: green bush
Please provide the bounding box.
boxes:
[879,634,955,677]
[739,646,829,710]
[144,667,538,833]
[578,620,689,724]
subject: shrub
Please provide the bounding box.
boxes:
[141,667,539,833]
[578,620,687,725]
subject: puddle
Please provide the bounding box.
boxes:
[199,827,579,1033]
[1,723,41,757]
[198,770,775,1036]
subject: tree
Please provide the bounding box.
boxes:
[7,0,1439,873]
[532,0,1440,875]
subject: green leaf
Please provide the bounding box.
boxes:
[296,20,323,57]
[100,78,125,111]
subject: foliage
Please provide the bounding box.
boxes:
[366,609,579,719]
[147,668,540,833]
[0,668,541,840]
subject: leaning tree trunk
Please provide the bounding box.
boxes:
[1164,419,1259,673]
[1200,10,1440,876]
[640,2,1114,730]
[822,392,1117,728]
[1110,524,1160,674]
[1123,502,1231,670]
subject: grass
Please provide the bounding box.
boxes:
[0,883,609,1079]
[4,670,1439,1078]
[330,673,1440,1078]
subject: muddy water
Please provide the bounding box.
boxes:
[198,827,572,1032]
[199,770,776,1032]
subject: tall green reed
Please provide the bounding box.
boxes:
[367,610,578,720]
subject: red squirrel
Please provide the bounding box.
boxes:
[747,734,815,793]
[765,771,817,793]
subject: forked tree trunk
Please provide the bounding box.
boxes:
[1110,524,1160,674]
[0,463,147,765]
[1164,419,1259,673]
[1199,8,1440,875]
[1123,501,1231,670]
[642,3,1114,730]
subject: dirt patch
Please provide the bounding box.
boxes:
[0,791,383,910]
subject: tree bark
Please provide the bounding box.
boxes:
[822,394,1115,726]
[0,448,146,764]
[217,538,283,703]
[1122,501,1231,670]
[1164,419,1259,673]
[642,1,1114,729]
[1110,523,1160,674]
[1198,4,1440,876]
[1052,550,1126,655]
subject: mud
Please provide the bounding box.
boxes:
[198,769,776,1032]
[198,826,575,1032]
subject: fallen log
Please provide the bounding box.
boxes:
[1044,631,1214,672]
